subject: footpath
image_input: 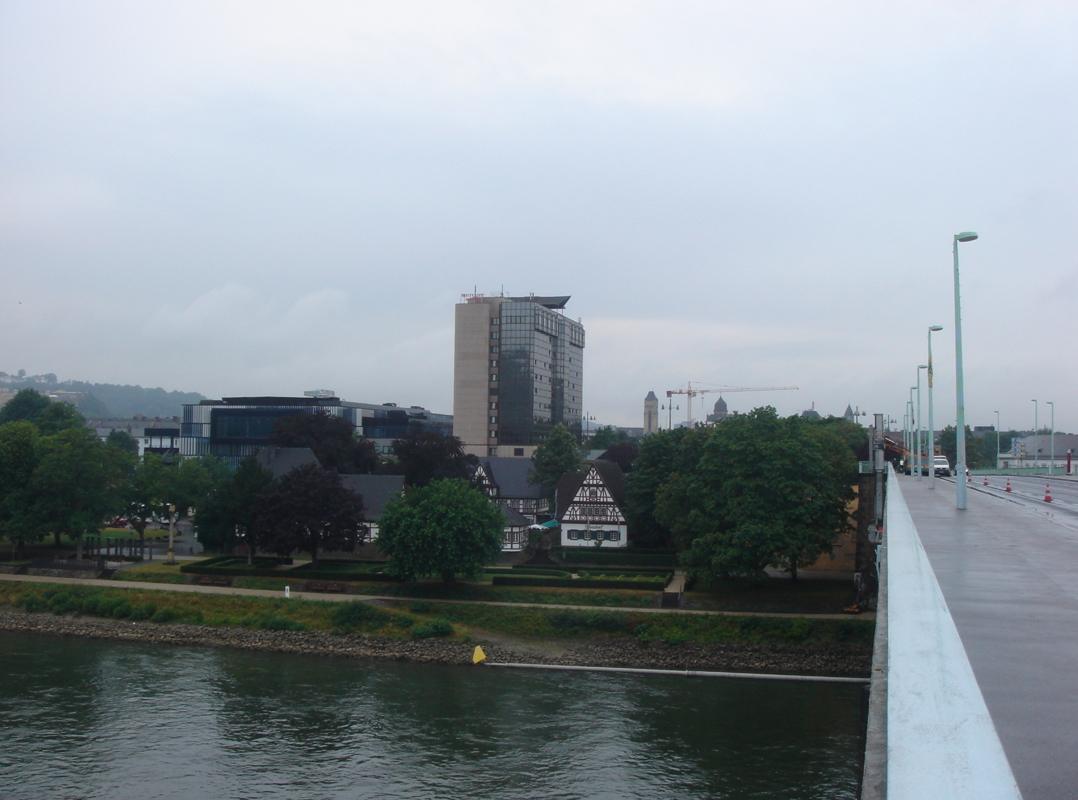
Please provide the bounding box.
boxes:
[900,475,1078,800]
[0,572,870,621]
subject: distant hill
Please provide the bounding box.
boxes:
[0,371,205,418]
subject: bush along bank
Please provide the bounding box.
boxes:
[0,581,873,677]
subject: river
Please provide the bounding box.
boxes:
[0,632,865,799]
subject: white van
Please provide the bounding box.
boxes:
[933,455,952,476]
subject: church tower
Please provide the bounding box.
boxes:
[643,390,659,434]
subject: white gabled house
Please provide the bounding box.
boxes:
[555,461,629,548]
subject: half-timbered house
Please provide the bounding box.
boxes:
[555,461,629,548]
[471,456,550,522]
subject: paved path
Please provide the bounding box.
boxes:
[0,573,870,621]
[900,475,1078,800]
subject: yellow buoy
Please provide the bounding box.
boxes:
[472,645,487,665]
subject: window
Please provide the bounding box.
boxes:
[490,416,497,424]
[513,448,524,457]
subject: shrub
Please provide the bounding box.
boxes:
[409,601,432,614]
[128,603,157,621]
[330,602,391,632]
[151,607,181,624]
[16,593,46,613]
[412,619,453,638]
[548,609,626,634]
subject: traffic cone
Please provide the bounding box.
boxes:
[1044,484,1053,503]
[1005,479,1012,493]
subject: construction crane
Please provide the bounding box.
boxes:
[665,381,799,428]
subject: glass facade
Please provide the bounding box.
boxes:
[494,300,584,447]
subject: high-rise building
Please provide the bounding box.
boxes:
[643,390,659,434]
[454,293,585,457]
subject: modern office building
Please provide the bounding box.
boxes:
[454,293,585,457]
[179,395,451,463]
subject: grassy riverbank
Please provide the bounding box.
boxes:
[0,578,874,678]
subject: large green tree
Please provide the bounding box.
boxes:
[584,425,629,451]
[195,457,274,560]
[30,427,124,558]
[0,421,42,556]
[0,389,86,434]
[391,430,472,487]
[529,424,582,497]
[625,427,707,549]
[252,464,365,564]
[656,407,855,580]
[270,412,378,474]
[378,479,503,583]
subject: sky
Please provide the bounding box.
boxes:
[2,1,1076,432]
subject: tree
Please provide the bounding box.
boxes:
[378,479,503,583]
[530,424,582,497]
[938,425,984,469]
[656,407,855,581]
[598,441,639,473]
[252,464,365,564]
[30,427,121,558]
[0,389,50,426]
[626,427,707,549]
[195,457,274,560]
[585,425,629,451]
[0,421,42,556]
[391,429,472,487]
[106,430,139,457]
[270,412,378,474]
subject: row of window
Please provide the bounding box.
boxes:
[566,530,622,542]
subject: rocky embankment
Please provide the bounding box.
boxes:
[0,608,871,677]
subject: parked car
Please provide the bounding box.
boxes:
[933,456,952,477]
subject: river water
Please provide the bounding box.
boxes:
[0,632,865,799]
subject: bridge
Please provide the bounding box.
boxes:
[863,467,1078,799]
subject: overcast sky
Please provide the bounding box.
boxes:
[2,1,1076,432]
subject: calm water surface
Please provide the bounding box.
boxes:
[0,632,865,799]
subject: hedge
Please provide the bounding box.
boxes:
[491,575,669,590]
[552,548,677,568]
[179,556,400,582]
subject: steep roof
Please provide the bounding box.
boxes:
[338,474,405,521]
[500,505,532,529]
[254,447,321,479]
[555,460,627,519]
[479,456,545,499]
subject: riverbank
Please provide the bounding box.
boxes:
[0,607,871,677]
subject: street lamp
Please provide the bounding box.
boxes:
[166,502,177,565]
[903,407,910,472]
[927,326,943,488]
[1047,401,1055,475]
[995,410,1001,470]
[953,230,978,509]
[910,386,918,479]
[917,365,928,480]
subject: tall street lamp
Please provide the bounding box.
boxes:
[1032,399,1038,435]
[917,365,928,480]
[1047,401,1055,475]
[995,410,1001,469]
[910,386,918,479]
[927,326,943,488]
[953,230,978,509]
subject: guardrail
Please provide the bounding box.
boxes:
[862,466,1022,799]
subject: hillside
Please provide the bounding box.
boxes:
[0,371,205,418]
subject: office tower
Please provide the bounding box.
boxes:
[454,293,584,457]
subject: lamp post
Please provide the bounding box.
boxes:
[165,502,177,565]
[927,326,943,488]
[910,386,918,479]
[917,365,927,480]
[903,407,910,472]
[1047,401,1055,475]
[953,231,978,509]
[995,410,1001,470]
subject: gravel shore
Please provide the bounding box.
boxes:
[0,608,871,677]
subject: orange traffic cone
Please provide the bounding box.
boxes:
[1005,479,1012,493]
[1044,483,1053,503]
